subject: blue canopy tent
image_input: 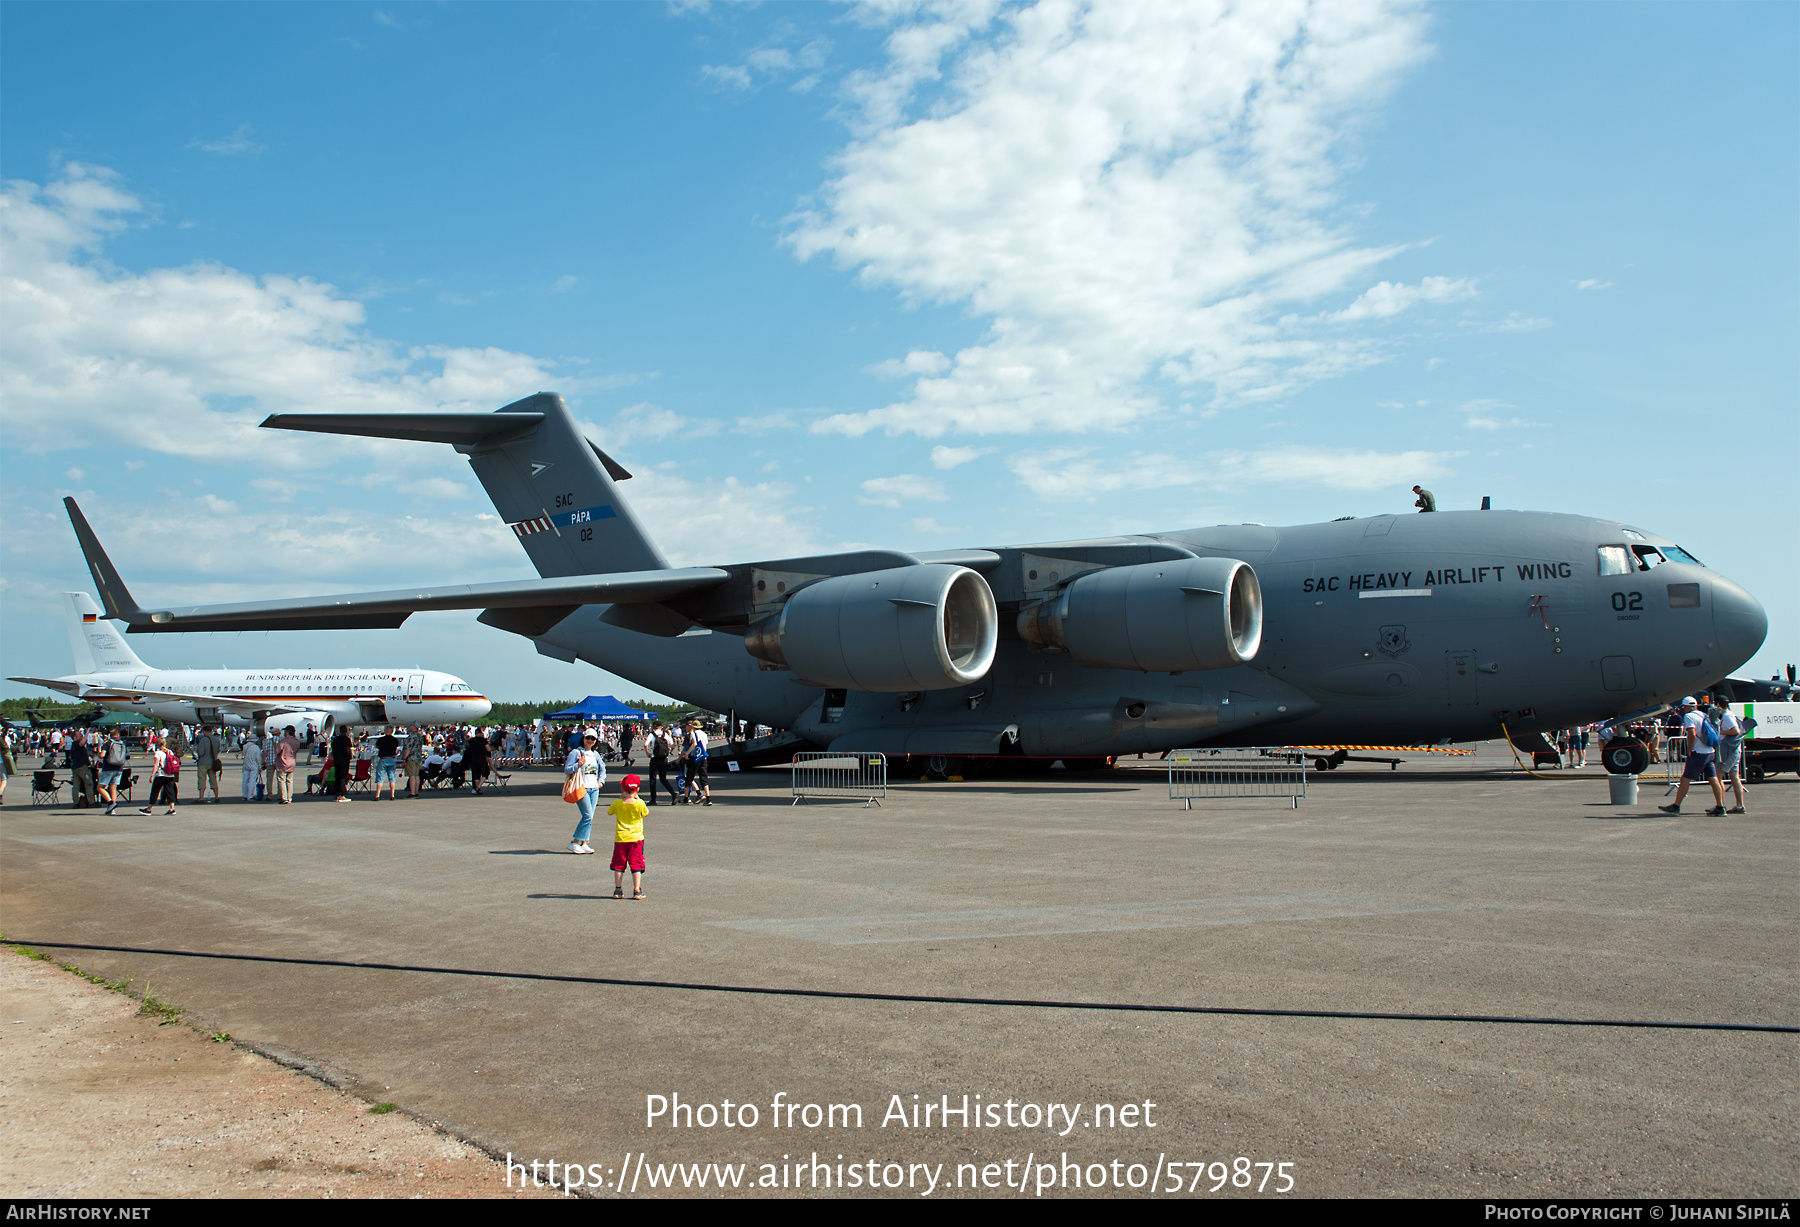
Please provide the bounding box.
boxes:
[543,696,655,722]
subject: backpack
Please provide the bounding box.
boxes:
[1699,717,1720,749]
[103,739,126,768]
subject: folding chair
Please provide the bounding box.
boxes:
[117,768,137,802]
[31,771,63,806]
[349,758,374,793]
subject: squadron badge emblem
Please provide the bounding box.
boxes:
[1377,624,1411,658]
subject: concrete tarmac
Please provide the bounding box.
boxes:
[3,749,1795,1198]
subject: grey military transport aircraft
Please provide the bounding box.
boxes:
[63,393,1768,764]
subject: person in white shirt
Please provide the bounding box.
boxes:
[1660,696,1726,816]
[564,728,607,854]
[241,735,263,801]
[1714,698,1748,814]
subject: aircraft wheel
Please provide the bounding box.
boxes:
[926,755,950,780]
[1602,738,1649,775]
[1313,758,1329,773]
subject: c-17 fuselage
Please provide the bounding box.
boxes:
[536,510,1765,757]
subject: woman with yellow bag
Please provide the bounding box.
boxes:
[564,727,606,855]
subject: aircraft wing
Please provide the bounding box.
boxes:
[80,687,337,716]
[120,570,730,633]
[4,677,84,696]
[57,499,733,632]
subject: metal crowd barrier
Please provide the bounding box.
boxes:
[1168,747,1306,810]
[791,752,886,807]
[1650,734,1688,792]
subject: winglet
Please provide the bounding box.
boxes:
[63,498,145,622]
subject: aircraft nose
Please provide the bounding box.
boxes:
[1712,574,1768,674]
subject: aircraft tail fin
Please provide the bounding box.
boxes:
[261,393,669,579]
[65,591,149,675]
[64,497,147,620]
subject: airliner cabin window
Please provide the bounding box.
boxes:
[1597,545,1631,576]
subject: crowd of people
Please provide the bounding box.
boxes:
[0,714,734,812]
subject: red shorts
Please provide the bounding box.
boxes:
[611,841,645,872]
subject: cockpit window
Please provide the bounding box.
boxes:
[1661,545,1703,567]
[1597,545,1631,576]
[1630,545,1665,571]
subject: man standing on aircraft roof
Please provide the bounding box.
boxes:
[1660,697,1726,817]
[1412,485,1437,513]
[565,728,606,855]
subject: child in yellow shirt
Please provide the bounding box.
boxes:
[609,774,650,900]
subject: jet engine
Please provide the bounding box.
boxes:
[1016,557,1262,672]
[743,564,998,691]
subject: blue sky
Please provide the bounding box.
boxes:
[3,1,1794,701]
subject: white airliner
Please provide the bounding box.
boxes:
[7,592,492,735]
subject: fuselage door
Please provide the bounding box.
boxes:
[130,674,148,702]
[1445,649,1479,706]
[406,674,424,703]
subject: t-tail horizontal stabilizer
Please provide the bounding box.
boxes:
[262,392,666,580]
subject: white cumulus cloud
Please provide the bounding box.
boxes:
[0,164,570,466]
[793,0,1441,438]
[858,473,950,507]
[930,444,995,469]
[1329,275,1475,321]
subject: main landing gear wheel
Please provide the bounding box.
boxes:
[1602,738,1649,775]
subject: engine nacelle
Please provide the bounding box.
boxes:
[744,564,998,691]
[259,712,333,740]
[1016,557,1262,672]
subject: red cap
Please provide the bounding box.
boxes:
[621,774,641,790]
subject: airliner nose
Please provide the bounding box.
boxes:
[1712,575,1768,674]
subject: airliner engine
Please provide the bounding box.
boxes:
[743,564,998,692]
[1017,557,1262,672]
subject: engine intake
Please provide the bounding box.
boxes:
[744,564,998,692]
[1017,557,1261,672]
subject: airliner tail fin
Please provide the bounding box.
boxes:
[66,591,149,675]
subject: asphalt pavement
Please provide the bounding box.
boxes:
[3,747,1794,1198]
